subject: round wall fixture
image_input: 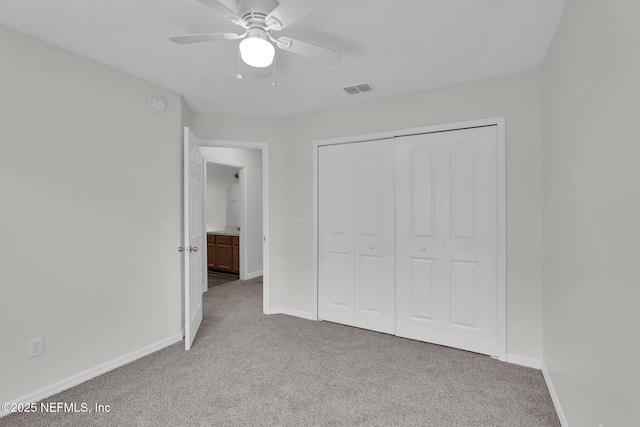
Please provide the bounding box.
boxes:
[149,95,166,112]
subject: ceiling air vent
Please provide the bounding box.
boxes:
[343,83,374,95]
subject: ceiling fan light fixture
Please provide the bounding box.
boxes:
[239,37,275,68]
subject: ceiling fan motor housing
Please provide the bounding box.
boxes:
[238,0,278,22]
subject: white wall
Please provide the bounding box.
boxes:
[0,25,183,403]
[189,71,543,360]
[279,71,543,360]
[541,0,640,425]
[205,163,240,232]
[201,147,263,277]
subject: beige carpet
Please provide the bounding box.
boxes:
[208,271,240,288]
[2,277,560,426]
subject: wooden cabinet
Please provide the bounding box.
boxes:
[207,235,216,268]
[207,234,239,274]
[232,238,240,273]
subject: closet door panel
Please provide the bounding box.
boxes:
[442,126,498,356]
[318,144,355,326]
[354,139,396,334]
[395,135,444,343]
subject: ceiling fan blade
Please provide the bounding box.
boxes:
[196,0,241,19]
[276,36,341,65]
[169,33,241,44]
[265,0,324,30]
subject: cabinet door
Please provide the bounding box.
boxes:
[353,139,396,334]
[395,134,444,344]
[318,143,355,326]
[207,242,216,268]
[215,236,233,272]
[232,237,240,274]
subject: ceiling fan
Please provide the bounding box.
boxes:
[170,0,342,68]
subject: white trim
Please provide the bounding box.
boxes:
[0,334,182,418]
[312,117,507,361]
[239,167,247,280]
[245,269,263,280]
[542,362,569,427]
[262,144,270,314]
[269,307,315,320]
[311,139,319,321]
[506,354,542,370]
[495,116,507,362]
[314,117,506,147]
[202,159,209,292]
[192,135,271,315]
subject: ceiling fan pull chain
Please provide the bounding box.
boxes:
[272,53,277,88]
[236,44,243,80]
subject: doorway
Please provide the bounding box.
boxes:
[183,129,270,349]
[196,139,270,314]
[204,160,244,289]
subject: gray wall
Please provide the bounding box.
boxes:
[190,70,544,360]
[0,25,183,403]
[542,0,640,425]
[278,71,544,360]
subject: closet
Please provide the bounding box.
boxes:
[317,125,502,357]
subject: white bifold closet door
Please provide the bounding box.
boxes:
[354,140,395,334]
[318,143,354,326]
[318,139,396,334]
[318,125,499,357]
[396,126,498,356]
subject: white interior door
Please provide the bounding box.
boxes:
[396,134,444,344]
[441,126,498,355]
[184,128,204,350]
[318,143,355,326]
[354,139,396,334]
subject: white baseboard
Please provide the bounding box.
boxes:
[506,354,543,370]
[541,362,569,427]
[0,333,183,418]
[269,307,314,320]
[245,270,263,280]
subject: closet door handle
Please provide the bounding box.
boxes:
[419,246,426,251]
[368,245,374,250]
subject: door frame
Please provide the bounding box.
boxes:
[187,132,271,314]
[202,158,246,283]
[312,117,506,361]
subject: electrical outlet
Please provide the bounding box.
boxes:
[28,336,44,358]
[296,282,303,292]
[296,218,306,228]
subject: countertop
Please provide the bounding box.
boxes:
[207,230,240,237]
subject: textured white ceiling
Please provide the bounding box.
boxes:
[0,0,566,118]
